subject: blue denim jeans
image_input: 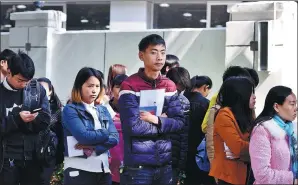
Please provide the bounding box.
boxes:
[120,165,173,185]
[64,167,112,185]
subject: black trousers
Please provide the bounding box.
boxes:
[40,166,55,185]
[0,158,41,185]
[64,167,112,185]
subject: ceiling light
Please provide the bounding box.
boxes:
[80,19,89,23]
[160,3,170,8]
[4,24,12,28]
[200,19,207,23]
[105,25,110,29]
[183,12,192,17]
[16,5,27,9]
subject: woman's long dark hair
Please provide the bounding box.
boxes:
[37,77,62,109]
[217,76,255,133]
[253,86,292,128]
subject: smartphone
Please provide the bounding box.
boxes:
[31,108,42,114]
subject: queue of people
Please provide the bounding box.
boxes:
[0,33,297,185]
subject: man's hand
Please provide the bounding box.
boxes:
[19,111,38,123]
[140,111,159,124]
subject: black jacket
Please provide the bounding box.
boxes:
[0,80,50,172]
[170,93,190,170]
[184,92,209,161]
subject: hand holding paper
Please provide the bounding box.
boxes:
[139,106,157,115]
[75,144,95,150]
[67,136,84,157]
[224,142,239,159]
[139,89,165,116]
[140,111,159,124]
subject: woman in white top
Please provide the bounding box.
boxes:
[62,67,119,185]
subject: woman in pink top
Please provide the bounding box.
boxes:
[108,74,128,184]
[250,86,298,184]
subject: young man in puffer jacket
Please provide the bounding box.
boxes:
[118,34,185,185]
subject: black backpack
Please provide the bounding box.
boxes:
[23,79,58,167]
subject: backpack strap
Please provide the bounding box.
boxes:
[23,79,41,111]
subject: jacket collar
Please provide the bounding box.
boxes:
[138,68,162,87]
[71,102,86,112]
[262,119,288,139]
[71,102,109,121]
[3,77,18,92]
[184,91,204,101]
[82,101,96,109]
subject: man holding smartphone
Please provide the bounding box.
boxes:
[0,50,50,185]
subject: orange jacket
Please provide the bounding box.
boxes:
[209,107,249,185]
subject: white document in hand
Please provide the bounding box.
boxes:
[139,89,165,116]
[67,136,84,157]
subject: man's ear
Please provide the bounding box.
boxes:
[0,60,5,67]
[138,51,144,61]
[201,85,207,92]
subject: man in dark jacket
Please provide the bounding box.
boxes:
[0,51,50,185]
[119,34,185,185]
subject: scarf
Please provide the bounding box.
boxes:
[273,115,298,178]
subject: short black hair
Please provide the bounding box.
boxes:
[161,54,180,75]
[190,75,213,90]
[138,34,166,52]
[0,49,16,62]
[222,66,251,82]
[112,74,128,88]
[244,67,259,86]
[166,67,191,91]
[8,50,35,80]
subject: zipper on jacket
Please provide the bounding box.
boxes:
[152,81,156,89]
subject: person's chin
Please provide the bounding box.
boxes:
[153,67,162,72]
